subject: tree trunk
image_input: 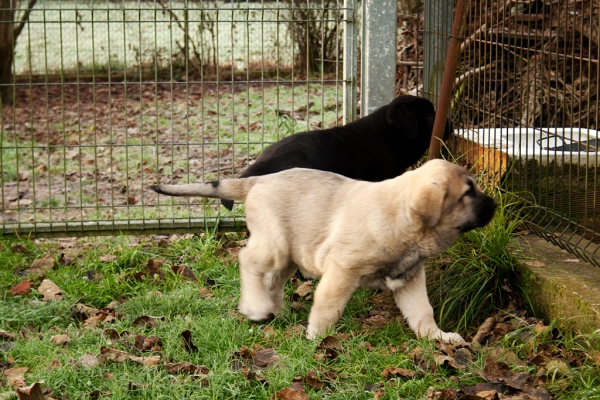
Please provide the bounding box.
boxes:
[0,0,15,104]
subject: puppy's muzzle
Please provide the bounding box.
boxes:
[460,195,498,233]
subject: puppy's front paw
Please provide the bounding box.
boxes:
[305,325,320,340]
[437,331,465,343]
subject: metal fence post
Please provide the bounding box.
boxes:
[360,0,397,117]
[423,0,453,104]
[343,0,358,124]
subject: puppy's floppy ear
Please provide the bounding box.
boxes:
[386,102,419,139]
[410,181,446,228]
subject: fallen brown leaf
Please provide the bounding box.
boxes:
[226,247,241,258]
[58,253,76,266]
[292,281,313,300]
[197,287,214,298]
[164,361,209,375]
[254,349,279,369]
[480,359,530,390]
[73,304,100,321]
[4,367,28,389]
[37,280,62,301]
[146,258,167,277]
[171,264,198,282]
[534,320,549,333]
[102,328,128,340]
[15,381,45,400]
[133,335,162,352]
[433,353,468,370]
[473,389,498,400]
[232,346,279,372]
[452,348,473,369]
[49,334,70,346]
[425,386,458,400]
[163,362,210,386]
[316,335,343,360]
[100,347,160,367]
[181,330,199,353]
[361,314,390,330]
[100,347,131,363]
[129,355,161,367]
[292,369,326,390]
[80,353,102,370]
[373,390,385,400]
[46,359,61,372]
[10,281,31,296]
[362,341,374,352]
[473,316,496,345]
[240,365,268,384]
[0,329,17,341]
[11,243,29,254]
[26,253,55,276]
[459,382,505,398]
[270,387,310,400]
[99,254,118,263]
[85,313,115,328]
[132,315,164,329]
[435,340,456,356]
[381,367,423,379]
[262,325,276,339]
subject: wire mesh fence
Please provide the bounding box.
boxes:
[1,0,352,236]
[449,0,600,266]
[3,0,600,268]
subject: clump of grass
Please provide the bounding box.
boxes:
[427,186,526,335]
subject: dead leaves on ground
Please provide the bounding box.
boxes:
[24,253,56,277]
[73,304,117,328]
[100,347,161,367]
[163,362,210,386]
[231,345,280,384]
[3,367,57,400]
[10,280,31,296]
[180,330,198,353]
[37,280,62,301]
[313,335,343,362]
[270,368,337,399]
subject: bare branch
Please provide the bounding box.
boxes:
[13,0,38,41]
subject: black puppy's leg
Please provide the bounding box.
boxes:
[221,199,234,211]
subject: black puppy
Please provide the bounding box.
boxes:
[221,95,452,210]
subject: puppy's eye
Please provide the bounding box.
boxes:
[464,181,476,198]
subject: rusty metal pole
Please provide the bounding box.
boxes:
[427,0,468,161]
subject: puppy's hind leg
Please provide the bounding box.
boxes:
[393,268,464,343]
[263,263,298,315]
[237,246,290,321]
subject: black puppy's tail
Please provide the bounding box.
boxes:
[150,177,258,204]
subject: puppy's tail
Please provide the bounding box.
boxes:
[150,177,258,202]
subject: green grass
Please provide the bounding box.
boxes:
[428,187,526,333]
[1,232,599,399]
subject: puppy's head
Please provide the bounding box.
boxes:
[409,160,498,233]
[385,95,454,142]
[386,95,435,140]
